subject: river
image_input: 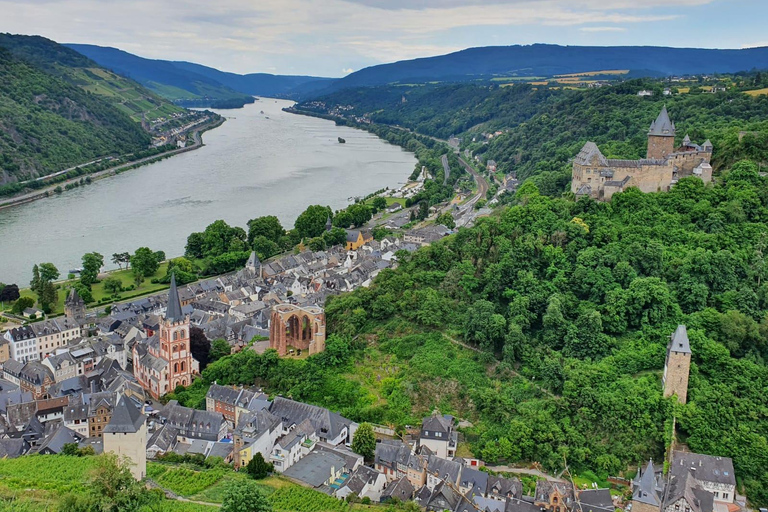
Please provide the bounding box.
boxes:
[0,99,417,284]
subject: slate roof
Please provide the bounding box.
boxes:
[283,451,347,488]
[235,408,281,439]
[36,424,82,454]
[421,412,452,436]
[535,481,574,504]
[573,142,608,167]
[474,496,507,512]
[343,465,383,495]
[669,325,692,354]
[381,476,415,502]
[664,468,714,512]
[147,424,179,453]
[161,401,225,441]
[669,450,736,486]
[460,466,489,498]
[103,396,145,434]
[506,497,543,512]
[426,480,462,512]
[269,396,351,442]
[206,384,255,408]
[578,489,614,512]
[165,274,184,322]
[633,459,664,506]
[649,105,676,137]
[487,475,523,499]
[0,438,28,458]
[427,455,462,484]
[66,288,85,307]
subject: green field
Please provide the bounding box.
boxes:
[14,262,171,317]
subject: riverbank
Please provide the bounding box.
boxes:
[0,117,225,211]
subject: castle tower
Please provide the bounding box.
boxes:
[663,325,691,404]
[64,287,86,324]
[103,395,147,480]
[647,105,676,160]
[160,275,195,389]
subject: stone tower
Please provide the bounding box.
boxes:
[647,105,676,160]
[159,274,195,389]
[64,287,86,324]
[103,395,147,480]
[663,325,691,404]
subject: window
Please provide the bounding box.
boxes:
[723,494,728,500]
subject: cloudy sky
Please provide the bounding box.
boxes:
[0,0,764,77]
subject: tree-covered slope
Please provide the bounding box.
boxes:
[0,47,150,183]
[0,34,184,123]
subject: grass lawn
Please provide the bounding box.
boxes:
[14,262,170,317]
[745,87,768,97]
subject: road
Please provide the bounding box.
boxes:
[453,156,490,227]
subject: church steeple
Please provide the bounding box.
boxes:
[165,274,184,322]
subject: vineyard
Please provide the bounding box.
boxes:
[148,463,230,496]
[0,454,98,494]
[269,486,355,512]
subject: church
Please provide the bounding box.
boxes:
[571,106,713,201]
[133,275,199,399]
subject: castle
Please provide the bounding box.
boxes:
[132,275,200,399]
[571,106,713,201]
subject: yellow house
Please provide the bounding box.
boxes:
[345,229,373,251]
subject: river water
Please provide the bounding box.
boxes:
[0,99,417,284]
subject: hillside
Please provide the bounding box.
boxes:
[66,44,333,103]
[0,34,184,123]
[297,77,768,191]
[0,47,151,183]
[321,44,768,92]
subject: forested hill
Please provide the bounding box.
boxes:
[67,44,335,102]
[0,43,151,183]
[298,78,768,192]
[322,44,768,92]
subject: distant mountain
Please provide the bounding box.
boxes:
[66,44,334,103]
[0,34,184,123]
[65,44,256,108]
[0,39,151,184]
[322,44,768,93]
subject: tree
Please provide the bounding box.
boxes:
[38,263,59,283]
[153,250,166,263]
[131,247,160,277]
[245,452,273,479]
[247,215,285,245]
[39,281,57,314]
[307,237,327,251]
[371,196,387,212]
[347,203,372,227]
[252,235,281,261]
[12,296,34,314]
[210,338,231,363]
[221,480,272,512]
[295,205,332,239]
[333,210,354,229]
[190,326,211,369]
[80,252,104,286]
[323,227,347,247]
[351,422,376,460]
[436,212,456,229]
[133,271,144,289]
[73,283,94,304]
[112,253,125,270]
[103,277,123,295]
[0,284,20,303]
[30,264,41,295]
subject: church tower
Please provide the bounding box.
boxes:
[663,325,691,404]
[647,105,676,160]
[64,287,86,324]
[159,275,195,389]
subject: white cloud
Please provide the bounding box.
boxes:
[342,68,355,74]
[580,26,628,32]
[0,0,728,75]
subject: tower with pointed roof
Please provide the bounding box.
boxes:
[647,105,676,159]
[102,395,147,479]
[64,287,86,324]
[663,325,691,404]
[632,459,665,512]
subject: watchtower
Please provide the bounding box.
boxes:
[663,325,691,404]
[647,105,676,160]
[64,287,86,324]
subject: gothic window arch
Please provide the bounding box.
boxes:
[180,361,185,372]
[174,363,179,373]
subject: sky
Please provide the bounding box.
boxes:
[1,0,766,77]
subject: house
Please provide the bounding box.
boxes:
[17,361,55,399]
[186,439,234,463]
[0,438,29,459]
[426,455,463,491]
[87,391,118,438]
[269,396,354,446]
[270,418,317,472]
[336,465,387,501]
[283,450,348,489]
[345,229,373,251]
[159,400,227,442]
[419,412,457,459]
[425,480,463,512]
[35,424,83,455]
[534,481,574,512]
[103,396,147,480]
[666,451,736,506]
[375,440,427,488]
[232,408,282,470]
[474,496,507,512]
[63,401,90,437]
[459,466,489,499]
[506,497,544,512]
[3,326,38,363]
[146,424,179,459]
[205,384,256,426]
[381,476,415,503]
[632,459,665,512]
[577,489,614,512]
[487,475,523,501]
